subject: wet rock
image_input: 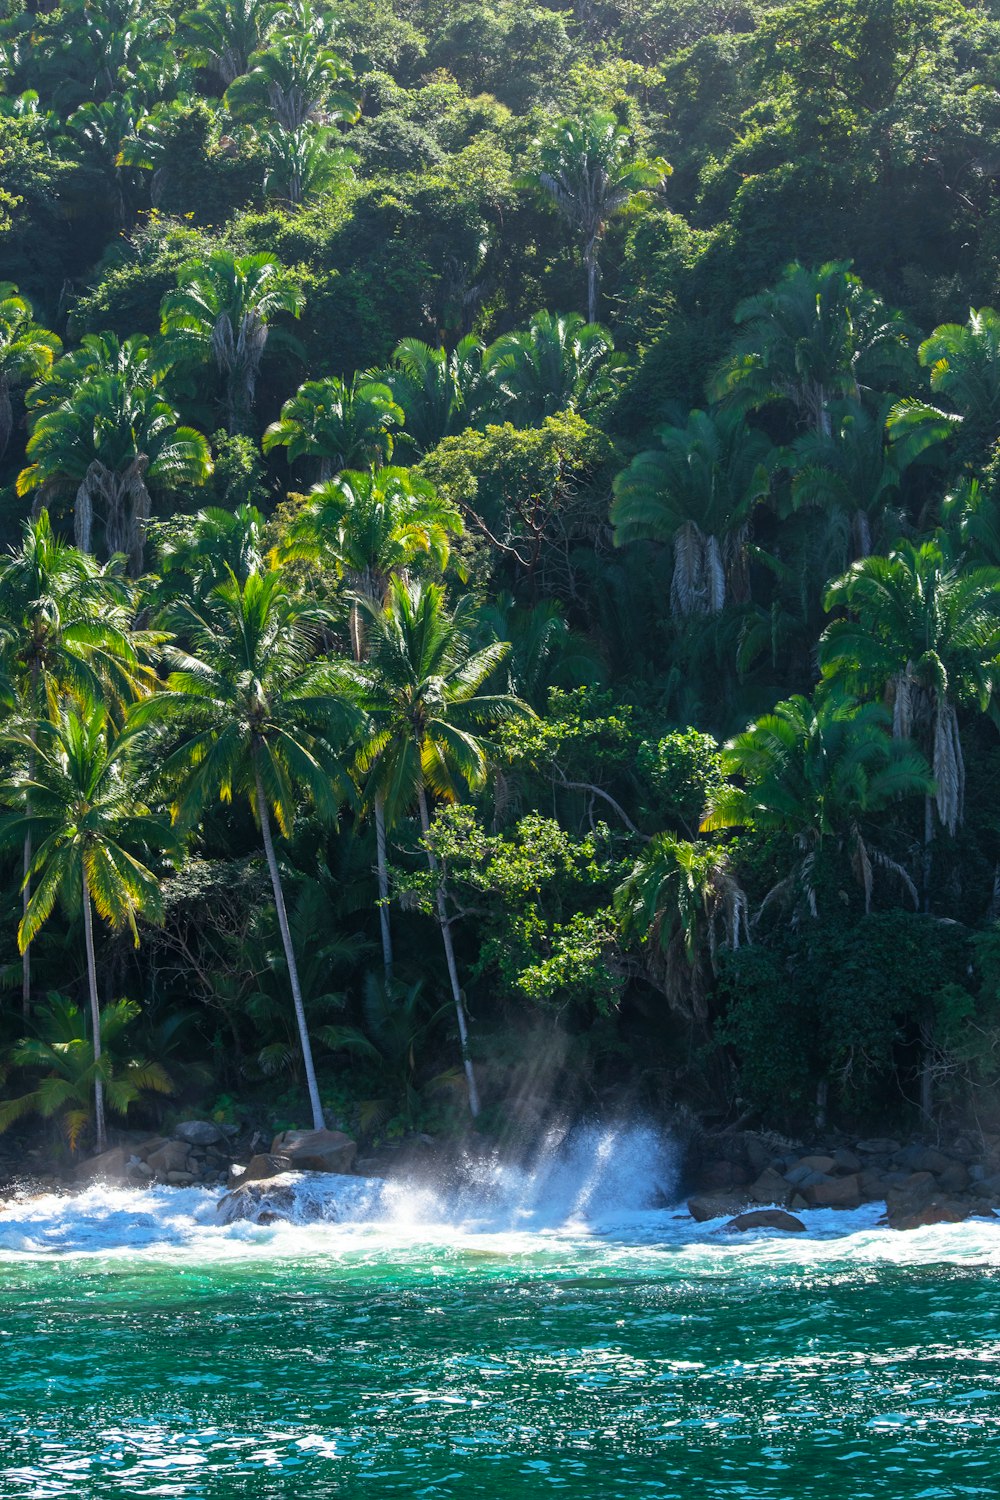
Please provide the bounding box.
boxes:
[217,1171,332,1225]
[166,1171,196,1186]
[858,1169,888,1201]
[132,1137,169,1162]
[146,1141,191,1177]
[744,1137,774,1174]
[800,1173,861,1209]
[690,1160,750,1192]
[888,1196,971,1231]
[270,1129,356,1175]
[746,1168,791,1206]
[832,1148,861,1174]
[725,1209,806,1234]
[916,1148,952,1176]
[76,1146,131,1184]
[241,1153,292,1185]
[687,1192,751,1222]
[174,1121,226,1147]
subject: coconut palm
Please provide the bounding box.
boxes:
[524,111,671,323]
[615,834,747,1021]
[820,540,1000,840]
[225,31,358,130]
[344,578,532,1113]
[17,373,213,576]
[263,375,401,477]
[789,397,907,561]
[484,311,626,425]
[160,251,304,432]
[701,694,933,917]
[283,467,462,980]
[888,307,1000,468]
[710,261,911,436]
[381,336,492,457]
[610,407,772,616]
[132,568,358,1132]
[0,509,154,1014]
[180,0,282,87]
[0,995,172,1151]
[0,707,179,1153]
[0,283,60,458]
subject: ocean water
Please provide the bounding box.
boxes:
[0,1125,998,1498]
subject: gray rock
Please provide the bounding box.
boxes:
[146,1141,191,1177]
[687,1192,751,1222]
[725,1209,806,1234]
[270,1129,357,1175]
[856,1138,901,1155]
[832,1148,862,1174]
[174,1121,226,1147]
[217,1171,332,1225]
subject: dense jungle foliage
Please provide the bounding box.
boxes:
[2,0,1000,1157]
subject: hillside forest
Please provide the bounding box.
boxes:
[2,0,1000,1156]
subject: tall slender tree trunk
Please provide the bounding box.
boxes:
[417,783,481,1118]
[81,869,106,1155]
[585,240,599,325]
[375,793,393,984]
[22,663,40,1019]
[254,760,326,1132]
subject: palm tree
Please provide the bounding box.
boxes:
[180,0,282,87]
[344,578,532,1114]
[259,122,356,206]
[283,467,462,980]
[820,540,1000,840]
[888,307,1000,468]
[225,30,358,130]
[701,694,932,917]
[0,995,172,1151]
[0,510,154,1014]
[610,407,772,616]
[0,283,60,458]
[154,503,266,599]
[0,707,179,1153]
[710,261,911,436]
[17,373,213,576]
[381,336,491,457]
[160,251,304,432]
[133,569,357,1132]
[524,111,671,323]
[484,311,626,425]
[263,375,401,477]
[615,834,747,1021]
[789,397,905,560]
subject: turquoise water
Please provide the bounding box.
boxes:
[1,1143,999,1498]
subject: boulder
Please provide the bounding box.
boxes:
[174,1121,226,1147]
[166,1171,196,1186]
[270,1129,356,1175]
[725,1209,806,1234]
[916,1148,953,1176]
[832,1148,862,1174]
[797,1154,836,1174]
[800,1172,861,1209]
[690,1160,749,1192]
[146,1141,192,1177]
[858,1168,888,1201]
[856,1138,901,1155]
[687,1192,751,1223]
[242,1153,292,1185]
[217,1171,330,1225]
[76,1146,131,1184]
[744,1136,774,1174]
[132,1137,169,1162]
[936,1161,970,1194]
[746,1167,791,1206]
[888,1196,971,1231]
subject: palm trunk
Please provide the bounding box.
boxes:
[254,760,325,1132]
[22,663,40,1019]
[375,793,393,984]
[585,240,599,325]
[417,783,481,1118]
[81,868,106,1154]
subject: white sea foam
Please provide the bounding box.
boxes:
[1,1121,998,1268]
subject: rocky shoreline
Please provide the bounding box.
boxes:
[2,1121,1000,1233]
[685,1128,1000,1231]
